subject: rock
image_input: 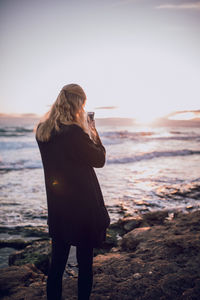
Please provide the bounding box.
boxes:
[9,239,51,275]
[0,264,46,299]
[0,239,31,249]
[116,202,128,216]
[108,221,126,236]
[90,211,200,299]
[22,226,49,239]
[0,247,16,268]
[119,227,151,251]
[119,216,142,232]
[93,225,123,257]
[0,226,50,271]
[93,222,126,257]
[141,210,169,226]
[133,272,142,279]
[1,210,200,299]
[0,225,49,239]
[104,226,121,247]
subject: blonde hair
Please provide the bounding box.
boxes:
[36,83,89,142]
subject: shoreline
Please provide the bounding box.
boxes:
[0,208,200,299]
[0,205,199,269]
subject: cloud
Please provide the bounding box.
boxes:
[156,2,200,10]
[175,109,200,113]
[168,109,200,115]
[95,106,118,110]
[167,109,200,120]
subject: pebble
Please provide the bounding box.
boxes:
[133,273,142,279]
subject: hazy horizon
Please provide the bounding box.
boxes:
[1,109,200,128]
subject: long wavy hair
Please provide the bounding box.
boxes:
[36,84,89,142]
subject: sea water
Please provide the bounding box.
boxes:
[0,116,200,228]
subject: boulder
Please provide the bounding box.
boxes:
[0,239,31,250]
[9,239,51,275]
[141,210,169,226]
[0,225,49,239]
[0,264,46,299]
[119,227,151,251]
[119,216,142,232]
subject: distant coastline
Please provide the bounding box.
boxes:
[1,113,200,127]
[0,113,40,118]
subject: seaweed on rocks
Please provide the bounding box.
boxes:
[8,240,51,275]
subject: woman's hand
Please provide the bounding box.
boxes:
[88,120,99,144]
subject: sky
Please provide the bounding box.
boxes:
[0,0,200,122]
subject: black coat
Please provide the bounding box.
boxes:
[36,124,110,248]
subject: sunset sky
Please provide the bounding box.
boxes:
[1,0,200,121]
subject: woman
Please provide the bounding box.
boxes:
[35,83,110,300]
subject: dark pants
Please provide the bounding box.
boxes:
[47,238,93,300]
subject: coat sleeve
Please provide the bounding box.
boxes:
[69,126,106,168]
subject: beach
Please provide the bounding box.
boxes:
[0,116,200,299]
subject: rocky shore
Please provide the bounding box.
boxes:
[0,209,200,299]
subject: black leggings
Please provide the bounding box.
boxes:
[47,238,93,300]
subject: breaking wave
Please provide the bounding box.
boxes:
[107,149,200,164]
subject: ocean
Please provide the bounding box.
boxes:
[0,116,200,229]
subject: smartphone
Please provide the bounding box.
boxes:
[87,112,95,122]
